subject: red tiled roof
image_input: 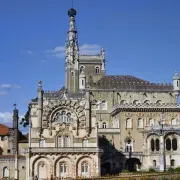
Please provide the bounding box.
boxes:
[0,124,9,135]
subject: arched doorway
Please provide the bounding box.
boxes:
[125,158,141,172]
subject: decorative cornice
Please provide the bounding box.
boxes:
[111,103,180,115]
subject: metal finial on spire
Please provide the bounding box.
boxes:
[13,102,17,109]
[72,0,74,8]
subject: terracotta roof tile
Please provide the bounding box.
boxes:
[0,124,9,135]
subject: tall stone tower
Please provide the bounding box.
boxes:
[12,106,19,154]
[65,8,79,93]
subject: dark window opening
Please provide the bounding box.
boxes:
[155,139,160,151]
[151,139,155,151]
[172,138,177,151]
[166,138,171,151]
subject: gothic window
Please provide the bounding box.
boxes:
[54,111,72,124]
[155,139,160,151]
[120,100,127,105]
[172,138,177,151]
[64,136,70,147]
[82,139,88,147]
[151,139,155,151]
[39,140,45,147]
[58,136,63,147]
[125,139,133,152]
[82,161,89,175]
[138,118,143,128]
[171,159,175,167]
[126,118,132,128]
[60,162,67,175]
[149,119,154,126]
[133,100,139,105]
[3,167,9,178]
[95,66,100,74]
[153,160,156,167]
[102,122,107,129]
[166,138,171,151]
[101,100,107,110]
[71,71,74,77]
[171,118,177,125]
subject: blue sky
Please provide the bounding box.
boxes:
[0,0,180,131]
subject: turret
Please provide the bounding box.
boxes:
[12,105,19,154]
[173,73,180,91]
[65,8,79,93]
[37,81,43,130]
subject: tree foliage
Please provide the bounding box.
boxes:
[20,105,30,127]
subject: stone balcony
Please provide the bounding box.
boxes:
[26,147,103,154]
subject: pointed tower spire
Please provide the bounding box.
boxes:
[12,105,19,154]
[65,7,79,93]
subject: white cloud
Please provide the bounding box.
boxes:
[0,112,23,128]
[0,112,13,124]
[0,92,8,96]
[79,44,101,55]
[27,50,32,54]
[45,46,65,58]
[45,44,101,58]
[0,84,21,89]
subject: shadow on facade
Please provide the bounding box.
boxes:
[99,135,126,175]
[99,135,141,175]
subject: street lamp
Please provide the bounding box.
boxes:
[159,113,166,172]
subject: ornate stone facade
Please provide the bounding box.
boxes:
[1,7,180,180]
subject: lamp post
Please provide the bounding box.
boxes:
[159,113,166,172]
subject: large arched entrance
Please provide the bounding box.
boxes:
[125,158,141,172]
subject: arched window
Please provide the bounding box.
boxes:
[153,160,156,167]
[82,79,84,86]
[95,66,100,74]
[58,136,63,147]
[172,138,177,151]
[125,139,133,152]
[3,167,9,178]
[55,111,71,124]
[64,136,70,147]
[38,161,46,179]
[126,118,132,128]
[60,162,67,175]
[82,162,89,175]
[101,100,107,110]
[82,139,88,147]
[144,100,150,105]
[138,118,143,128]
[171,159,175,167]
[151,139,155,151]
[171,119,177,125]
[39,139,45,147]
[156,100,162,105]
[149,119,154,126]
[166,138,171,151]
[133,100,139,105]
[102,122,107,129]
[120,100,127,105]
[155,139,160,151]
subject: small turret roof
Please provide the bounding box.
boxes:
[173,72,180,80]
